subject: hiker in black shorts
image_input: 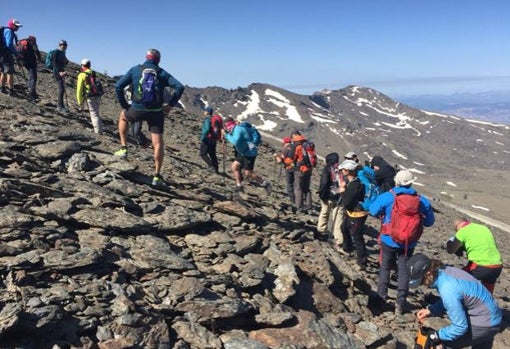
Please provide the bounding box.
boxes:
[114,49,184,186]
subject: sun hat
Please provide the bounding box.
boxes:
[394,170,417,186]
[344,151,357,159]
[282,137,291,144]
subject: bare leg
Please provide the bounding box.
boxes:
[151,133,164,175]
[118,111,129,146]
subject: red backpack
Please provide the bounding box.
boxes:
[207,114,223,141]
[386,190,423,248]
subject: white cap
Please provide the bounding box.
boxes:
[338,159,358,171]
[81,58,90,66]
[344,151,357,159]
[394,170,417,186]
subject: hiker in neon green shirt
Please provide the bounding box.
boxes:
[446,218,503,293]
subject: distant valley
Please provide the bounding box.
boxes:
[396,90,510,124]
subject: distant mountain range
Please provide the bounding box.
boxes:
[180,84,510,173]
[396,90,510,124]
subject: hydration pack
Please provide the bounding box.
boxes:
[134,65,161,107]
[45,49,57,70]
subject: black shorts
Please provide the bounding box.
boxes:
[234,150,256,171]
[0,53,14,74]
[124,108,164,134]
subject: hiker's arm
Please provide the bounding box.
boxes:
[76,73,86,106]
[420,198,435,227]
[115,72,132,110]
[200,118,211,141]
[164,72,185,107]
[446,237,464,256]
[6,30,17,55]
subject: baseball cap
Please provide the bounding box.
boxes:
[407,253,432,289]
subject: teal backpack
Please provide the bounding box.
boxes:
[45,49,57,70]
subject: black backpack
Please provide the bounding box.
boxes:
[0,27,6,54]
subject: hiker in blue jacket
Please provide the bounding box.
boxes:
[114,49,184,186]
[51,40,70,113]
[223,117,271,194]
[409,253,501,349]
[0,19,22,96]
[369,170,435,314]
[199,106,220,173]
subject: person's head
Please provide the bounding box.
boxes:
[203,106,213,116]
[338,159,358,177]
[394,170,416,187]
[28,35,36,44]
[80,58,91,68]
[146,48,161,64]
[7,19,22,31]
[224,117,237,133]
[407,253,442,288]
[59,40,68,51]
[344,151,359,163]
[454,218,470,231]
[282,137,292,145]
[326,152,340,167]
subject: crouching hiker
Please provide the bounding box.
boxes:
[446,218,503,293]
[410,253,502,349]
[223,117,271,195]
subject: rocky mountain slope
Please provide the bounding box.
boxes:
[0,62,508,348]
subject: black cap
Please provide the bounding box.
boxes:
[407,253,432,289]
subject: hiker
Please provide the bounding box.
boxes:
[369,170,435,314]
[76,59,104,134]
[446,218,503,293]
[199,106,221,173]
[370,155,396,192]
[317,152,344,244]
[0,19,22,96]
[275,137,295,205]
[290,133,316,214]
[122,85,151,147]
[49,40,69,113]
[409,253,502,349]
[223,117,271,194]
[338,159,369,269]
[18,35,41,100]
[114,48,185,186]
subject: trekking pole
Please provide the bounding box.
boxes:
[221,138,226,180]
[276,164,282,191]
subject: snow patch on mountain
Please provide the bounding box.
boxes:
[265,89,304,123]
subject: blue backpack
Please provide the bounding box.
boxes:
[134,65,162,107]
[238,122,261,146]
[357,165,381,211]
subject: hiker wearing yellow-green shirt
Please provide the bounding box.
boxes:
[446,218,503,293]
[76,59,104,134]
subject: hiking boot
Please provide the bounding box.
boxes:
[6,88,15,97]
[395,301,412,315]
[57,106,69,115]
[114,148,128,158]
[263,181,272,195]
[152,175,163,186]
[1,86,7,94]
[233,185,244,193]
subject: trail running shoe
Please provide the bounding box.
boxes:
[114,148,127,158]
[152,176,163,186]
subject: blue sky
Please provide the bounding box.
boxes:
[3,1,509,97]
